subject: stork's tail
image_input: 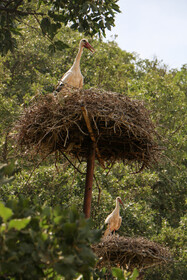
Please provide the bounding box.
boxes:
[53,82,65,95]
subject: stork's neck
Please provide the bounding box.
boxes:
[115,199,120,213]
[72,45,84,70]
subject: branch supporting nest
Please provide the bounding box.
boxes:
[81,105,105,168]
[92,235,172,272]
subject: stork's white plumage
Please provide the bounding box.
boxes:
[104,197,124,237]
[56,39,95,91]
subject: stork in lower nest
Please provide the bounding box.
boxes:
[55,39,95,91]
[104,197,124,237]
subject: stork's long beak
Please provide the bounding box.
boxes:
[85,42,95,53]
[119,199,124,208]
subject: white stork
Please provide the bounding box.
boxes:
[55,39,95,91]
[104,196,124,237]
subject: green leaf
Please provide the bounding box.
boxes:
[0,224,6,232]
[54,40,69,50]
[54,262,76,277]
[112,267,125,280]
[130,268,139,280]
[111,3,121,13]
[0,176,14,186]
[0,163,7,174]
[8,217,31,230]
[2,161,15,176]
[54,215,63,224]
[0,202,13,221]
[40,17,51,35]
[10,27,22,36]
[63,255,76,265]
[42,207,51,218]
[48,44,56,54]
[37,0,42,9]
[81,3,89,13]
[63,222,77,235]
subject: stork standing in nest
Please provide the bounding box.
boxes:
[55,39,95,91]
[104,197,124,237]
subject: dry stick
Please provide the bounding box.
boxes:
[58,150,86,175]
[105,160,115,177]
[130,162,145,174]
[81,105,105,168]
[54,151,60,173]
[22,151,52,188]
[94,174,102,205]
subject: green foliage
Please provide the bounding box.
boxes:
[0,162,15,186]
[0,0,121,55]
[0,201,13,221]
[144,260,187,280]
[127,59,187,228]
[0,198,101,279]
[144,215,187,280]
[111,267,139,280]
[83,40,136,91]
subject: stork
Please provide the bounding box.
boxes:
[104,196,124,237]
[55,39,95,91]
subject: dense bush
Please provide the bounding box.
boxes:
[0,198,101,279]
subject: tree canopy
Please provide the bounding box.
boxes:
[0,0,120,55]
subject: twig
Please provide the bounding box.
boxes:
[130,162,145,174]
[58,150,86,175]
[105,161,115,176]
[93,174,102,206]
[22,151,52,188]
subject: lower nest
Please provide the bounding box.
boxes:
[15,86,161,168]
[92,235,172,272]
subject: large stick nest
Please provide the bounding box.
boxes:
[15,86,160,168]
[92,235,172,272]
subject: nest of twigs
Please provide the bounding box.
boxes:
[15,86,160,169]
[92,235,172,272]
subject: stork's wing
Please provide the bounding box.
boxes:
[105,213,112,224]
[58,70,83,89]
[60,71,73,84]
[116,216,122,231]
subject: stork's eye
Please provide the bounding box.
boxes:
[82,39,87,43]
